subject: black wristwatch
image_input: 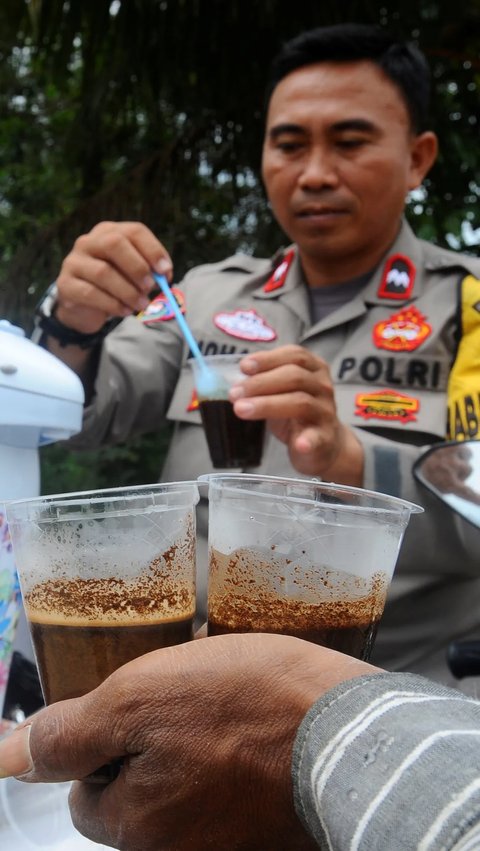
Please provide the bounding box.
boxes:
[32,283,118,349]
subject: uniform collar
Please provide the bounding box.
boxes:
[253,248,310,328]
[249,220,438,336]
[253,245,299,299]
[254,220,424,301]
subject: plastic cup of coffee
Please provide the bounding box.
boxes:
[200,473,422,660]
[5,482,199,705]
[189,354,265,469]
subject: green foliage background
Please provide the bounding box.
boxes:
[0,0,478,493]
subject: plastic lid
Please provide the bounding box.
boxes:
[0,320,84,444]
[0,322,84,403]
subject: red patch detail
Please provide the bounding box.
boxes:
[213,309,277,342]
[187,389,199,412]
[355,389,419,424]
[263,249,295,293]
[372,306,432,352]
[377,254,416,300]
[139,288,185,324]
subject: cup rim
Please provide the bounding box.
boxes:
[5,480,200,511]
[198,473,423,515]
[186,353,244,366]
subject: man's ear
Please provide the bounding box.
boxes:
[408,131,438,189]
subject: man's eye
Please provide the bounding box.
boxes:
[337,138,367,149]
[275,141,303,153]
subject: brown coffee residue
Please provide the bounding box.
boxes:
[25,551,195,627]
[208,547,388,633]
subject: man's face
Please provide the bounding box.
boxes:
[262,61,432,272]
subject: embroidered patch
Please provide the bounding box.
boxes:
[355,389,419,423]
[377,254,416,300]
[263,248,295,293]
[186,389,199,412]
[139,288,185,324]
[373,306,432,352]
[213,309,277,341]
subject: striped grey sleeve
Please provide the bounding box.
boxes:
[292,673,480,851]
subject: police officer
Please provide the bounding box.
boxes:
[34,24,480,688]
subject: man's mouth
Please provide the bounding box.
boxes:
[296,205,346,218]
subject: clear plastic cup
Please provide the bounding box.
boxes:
[189,354,265,469]
[0,775,110,849]
[200,474,422,660]
[0,505,22,718]
[6,482,199,705]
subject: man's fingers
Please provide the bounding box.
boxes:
[231,364,326,401]
[233,390,333,423]
[241,345,324,375]
[61,254,151,311]
[58,276,141,318]
[0,692,127,783]
[68,777,122,848]
[88,221,173,280]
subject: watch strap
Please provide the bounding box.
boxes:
[37,312,118,349]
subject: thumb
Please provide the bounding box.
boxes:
[0,689,124,783]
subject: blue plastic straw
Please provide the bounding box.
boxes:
[152,272,225,395]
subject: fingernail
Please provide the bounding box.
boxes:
[234,400,255,416]
[241,358,259,374]
[136,296,150,311]
[142,275,155,292]
[229,385,245,401]
[155,258,173,275]
[0,725,32,778]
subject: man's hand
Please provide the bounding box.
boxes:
[0,634,379,851]
[55,221,173,334]
[230,346,364,484]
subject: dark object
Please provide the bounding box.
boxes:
[37,312,118,349]
[199,399,265,468]
[447,640,480,679]
[86,759,124,785]
[33,281,119,349]
[3,651,45,719]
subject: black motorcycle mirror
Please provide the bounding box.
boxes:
[414,439,480,679]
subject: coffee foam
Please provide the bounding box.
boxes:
[25,555,195,627]
[208,547,388,632]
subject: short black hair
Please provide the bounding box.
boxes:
[266,23,431,133]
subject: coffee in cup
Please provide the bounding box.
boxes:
[189,354,265,469]
[6,482,199,703]
[201,474,422,661]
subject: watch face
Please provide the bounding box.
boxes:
[35,282,59,318]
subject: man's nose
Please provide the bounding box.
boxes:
[297,149,339,190]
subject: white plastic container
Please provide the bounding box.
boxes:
[0,320,84,714]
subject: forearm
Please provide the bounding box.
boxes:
[293,672,480,851]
